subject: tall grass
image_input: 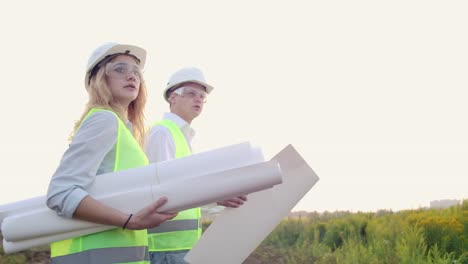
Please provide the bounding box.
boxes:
[1,201,466,263]
[246,200,467,264]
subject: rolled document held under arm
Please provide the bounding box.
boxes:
[2,226,111,254]
[2,161,282,253]
[154,160,281,213]
[1,142,282,253]
[0,142,262,226]
[0,196,45,227]
[2,160,281,243]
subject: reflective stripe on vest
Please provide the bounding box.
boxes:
[148,219,199,233]
[147,119,202,252]
[51,108,150,264]
[51,246,149,264]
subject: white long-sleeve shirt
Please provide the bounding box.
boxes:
[46,111,127,218]
[145,112,195,163]
[145,112,222,215]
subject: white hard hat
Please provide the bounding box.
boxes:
[163,67,214,102]
[85,42,146,89]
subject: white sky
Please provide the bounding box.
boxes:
[0,0,466,212]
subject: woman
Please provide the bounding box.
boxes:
[46,43,177,264]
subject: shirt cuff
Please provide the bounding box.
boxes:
[62,188,89,218]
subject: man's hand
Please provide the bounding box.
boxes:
[217,195,247,208]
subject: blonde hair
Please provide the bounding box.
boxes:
[71,55,148,148]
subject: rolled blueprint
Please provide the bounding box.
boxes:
[2,226,110,254]
[2,160,283,253]
[86,141,264,192]
[3,160,281,243]
[154,161,281,213]
[2,157,282,253]
[2,186,153,242]
[0,142,262,240]
[0,196,45,227]
[155,142,263,183]
[0,142,262,223]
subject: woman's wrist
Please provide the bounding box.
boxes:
[122,214,133,229]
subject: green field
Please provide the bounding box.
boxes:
[2,200,466,264]
[242,200,467,264]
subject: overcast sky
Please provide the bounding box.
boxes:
[0,0,466,212]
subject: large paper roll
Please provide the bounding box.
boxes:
[2,226,110,254]
[2,160,281,243]
[0,142,262,241]
[0,196,45,227]
[155,142,263,183]
[2,161,283,253]
[0,142,261,223]
[154,160,281,213]
[2,186,154,242]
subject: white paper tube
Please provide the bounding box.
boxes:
[1,142,262,241]
[0,141,259,223]
[1,163,156,240]
[155,160,282,213]
[2,160,283,253]
[0,164,157,237]
[2,160,282,244]
[2,226,111,254]
[0,196,45,228]
[0,163,155,228]
[2,186,154,242]
[156,142,264,183]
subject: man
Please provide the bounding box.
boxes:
[145,67,247,264]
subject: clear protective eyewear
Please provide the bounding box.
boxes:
[105,62,144,82]
[173,87,208,103]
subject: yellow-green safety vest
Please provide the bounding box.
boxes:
[147,119,202,252]
[50,108,150,264]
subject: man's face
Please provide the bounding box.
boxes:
[170,82,207,122]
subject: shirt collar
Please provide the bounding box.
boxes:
[162,112,196,138]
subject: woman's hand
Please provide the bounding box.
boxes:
[126,197,178,230]
[73,195,177,230]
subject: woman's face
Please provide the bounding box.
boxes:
[105,55,142,107]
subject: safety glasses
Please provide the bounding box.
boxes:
[105,62,144,82]
[173,87,208,103]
